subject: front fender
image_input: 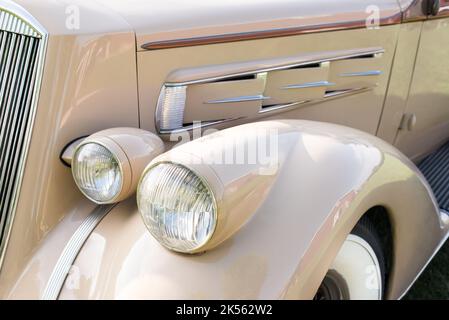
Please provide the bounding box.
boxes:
[11,120,447,299]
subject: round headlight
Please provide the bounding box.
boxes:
[72,142,123,204]
[137,163,217,253]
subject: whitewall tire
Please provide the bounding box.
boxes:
[315,219,385,300]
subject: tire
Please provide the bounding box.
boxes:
[314,217,386,300]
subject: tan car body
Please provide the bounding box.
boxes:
[1,0,449,299]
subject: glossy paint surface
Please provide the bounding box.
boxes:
[138,26,398,138]
[91,0,401,50]
[0,0,139,297]
[395,18,449,161]
[54,121,446,300]
[377,22,422,144]
[2,0,449,300]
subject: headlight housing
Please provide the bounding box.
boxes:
[70,128,164,205]
[137,162,217,253]
[72,142,124,204]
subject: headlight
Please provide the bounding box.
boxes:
[137,162,217,253]
[70,128,164,204]
[72,142,124,204]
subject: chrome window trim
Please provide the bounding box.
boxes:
[0,0,48,271]
[42,205,115,300]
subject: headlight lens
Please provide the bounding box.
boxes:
[137,163,217,253]
[72,143,123,203]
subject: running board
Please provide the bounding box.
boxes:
[419,143,449,212]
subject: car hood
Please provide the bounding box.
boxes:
[95,0,401,51]
[10,0,401,50]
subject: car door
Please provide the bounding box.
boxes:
[131,1,401,140]
[394,1,449,161]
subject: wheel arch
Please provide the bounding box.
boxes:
[62,120,447,299]
[7,120,447,299]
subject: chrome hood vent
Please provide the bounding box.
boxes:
[0,4,46,269]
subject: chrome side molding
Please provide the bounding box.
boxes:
[155,85,187,132]
[259,87,372,115]
[165,48,385,86]
[281,81,335,90]
[158,118,243,135]
[156,48,384,136]
[339,70,382,77]
[324,87,371,98]
[205,95,270,104]
[259,101,309,114]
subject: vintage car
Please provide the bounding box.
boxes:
[1,0,449,300]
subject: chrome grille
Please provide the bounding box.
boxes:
[0,7,45,266]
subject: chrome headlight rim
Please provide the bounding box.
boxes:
[137,161,218,254]
[72,140,125,205]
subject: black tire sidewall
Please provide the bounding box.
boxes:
[350,218,386,299]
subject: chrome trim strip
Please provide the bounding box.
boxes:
[158,118,243,135]
[156,72,269,134]
[156,50,383,135]
[42,205,115,300]
[165,48,385,87]
[141,15,401,50]
[155,85,187,132]
[159,87,372,134]
[324,87,371,98]
[259,87,372,115]
[281,81,335,90]
[0,1,48,272]
[205,95,270,104]
[339,70,383,77]
[259,101,309,114]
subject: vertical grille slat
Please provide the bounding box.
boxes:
[0,39,38,224]
[0,7,44,265]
